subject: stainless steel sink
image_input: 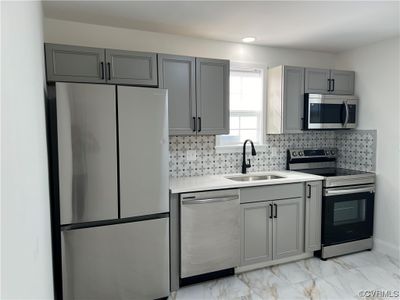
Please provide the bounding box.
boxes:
[225,174,284,182]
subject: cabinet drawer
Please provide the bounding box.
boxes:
[240,183,303,204]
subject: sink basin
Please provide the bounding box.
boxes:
[226,174,284,182]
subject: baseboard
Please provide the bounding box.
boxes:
[235,252,313,273]
[373,238,400,259]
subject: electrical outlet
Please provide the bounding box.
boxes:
[186,150,197,161]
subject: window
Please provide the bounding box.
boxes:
[217,66,264,147]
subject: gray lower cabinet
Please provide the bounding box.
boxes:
[158,54,196,135]
[45,43,106,83]
[241,202,273,265]
[330,70,355,95]
[273,197,304,260]
[196,58,230,135]
[240,191,305,266]
[106,49,158,86]
[305,181,322,251]
[304,68,331,94]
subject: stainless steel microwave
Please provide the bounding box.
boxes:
[304,94,358,130]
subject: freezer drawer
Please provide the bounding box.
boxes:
[180,189,240,278]
[61,218,170,300]
[56,83,118,224]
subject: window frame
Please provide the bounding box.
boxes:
[215,62,268,153]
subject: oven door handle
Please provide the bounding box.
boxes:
[324,185,375,196]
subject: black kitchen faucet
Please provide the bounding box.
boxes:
[241,139,257,174]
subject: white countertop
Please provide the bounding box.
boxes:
[169,170,324,194]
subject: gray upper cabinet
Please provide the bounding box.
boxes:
[284,67,304,133]
[305,181,322,252]
[45,44,158,86]
[304,68,331,94]
[196,58,229,135]
[267,66,305,134]
[158,54,196,135]
[273,197,304,260]
[106,49,158,86]
[305,67,355,95]
[45,44,106,83]
[330,70,355,95]
[241,202,273,266]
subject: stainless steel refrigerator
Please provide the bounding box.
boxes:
[53,82,169,300]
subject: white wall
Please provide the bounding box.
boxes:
[1,2,53,299]
[43,18,336,69]
[336,37,400,259]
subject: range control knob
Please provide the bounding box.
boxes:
[292,151,297,157]
[331,150,336,156]
[299,151,304,156]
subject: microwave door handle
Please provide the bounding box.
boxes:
[343,101,349,127]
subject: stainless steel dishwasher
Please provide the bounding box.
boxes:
[180,189,240,278]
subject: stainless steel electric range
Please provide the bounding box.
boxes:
[287,148,375,260]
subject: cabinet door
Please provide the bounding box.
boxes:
[196,58,229,135]
[158,54,196,135]
[304,68,330,94]
[106,49,157,86]
[45,43,105,83]
[273,197,304,260]
[283,66,305,133]
[330,70,355,95]
[240,202,273,266]
[305,181,322,251]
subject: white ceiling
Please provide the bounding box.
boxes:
[43,1,400,53]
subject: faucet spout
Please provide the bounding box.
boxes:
[242,139,257,174]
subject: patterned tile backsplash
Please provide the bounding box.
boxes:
[336,130,377,172]
[169,130,376,178]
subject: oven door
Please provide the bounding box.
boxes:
[322,185,374,246]
[305,96,358,129]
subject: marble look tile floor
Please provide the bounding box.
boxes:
[169,251,400,300]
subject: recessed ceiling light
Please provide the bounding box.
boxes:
[242,37,256,43]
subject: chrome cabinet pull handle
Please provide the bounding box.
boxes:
[307,184,312,198]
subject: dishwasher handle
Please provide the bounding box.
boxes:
[181,195,239,205]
